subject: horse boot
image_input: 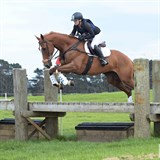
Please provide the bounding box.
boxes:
[50,74,60,88]
[58,73,75,87]
[94,45,108,66]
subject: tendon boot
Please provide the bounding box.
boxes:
[58,73,74,86]
[50,74,59,87]
[94,45,108,66]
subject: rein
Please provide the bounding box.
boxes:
[48,49,59,61]
[60,40,88,60]
[39,36,95,75]
[61,40,94,75]
[40,37,90,64]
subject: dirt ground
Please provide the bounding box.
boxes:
[103,153,158,160]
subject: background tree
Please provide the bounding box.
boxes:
[0,59,153,96]
[28,68,44,95]
[0,59,21,96]
[63,73,119,93]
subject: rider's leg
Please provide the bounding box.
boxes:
[94,45,108,66]
[91,33,108,66]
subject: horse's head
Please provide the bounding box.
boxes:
[36,34,55,68]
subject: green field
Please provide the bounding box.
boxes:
[0,91,160,160]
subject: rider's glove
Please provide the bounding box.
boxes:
[78,35,85,41]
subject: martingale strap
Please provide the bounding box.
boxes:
[81,56,94,75]
[61,41,81,60]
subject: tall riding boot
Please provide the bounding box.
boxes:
[94,45,108,66]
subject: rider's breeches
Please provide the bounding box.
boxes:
[91,32,104,48]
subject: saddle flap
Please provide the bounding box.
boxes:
[85,41,111,57]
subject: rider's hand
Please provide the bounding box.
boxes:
[78,35,85,41]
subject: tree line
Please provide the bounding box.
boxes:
[0,59,153,96]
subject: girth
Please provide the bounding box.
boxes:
[81,56,94,75]
[60,40,94,75]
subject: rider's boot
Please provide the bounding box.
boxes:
[94,45,108,66]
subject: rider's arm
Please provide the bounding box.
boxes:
[83,22,95,39]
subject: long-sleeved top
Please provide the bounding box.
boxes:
[70,19,101,40]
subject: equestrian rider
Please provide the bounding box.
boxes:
[70,12,108,66]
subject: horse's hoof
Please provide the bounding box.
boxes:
[59,84,63,90]
[70,80,75,86]
[53,83,63,90]
[53,83,59,88]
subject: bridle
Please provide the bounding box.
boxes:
[39,38,88,65]
[38,40,57,61]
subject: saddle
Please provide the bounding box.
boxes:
[87,41,106,55]
[82,41,107,75]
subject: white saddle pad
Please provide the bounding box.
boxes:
[84,42,111,57]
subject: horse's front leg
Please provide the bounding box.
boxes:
[56,61,81,73]
[49,65,74,88]
[49,66,60,88]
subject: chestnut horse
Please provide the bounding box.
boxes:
[36,31,134,102]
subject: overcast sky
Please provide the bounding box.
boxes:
[0,0,159,78]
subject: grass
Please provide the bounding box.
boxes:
[0,138,159,160]
[0,90,154,102]
[57,92,129,102]
[0,91,159,160]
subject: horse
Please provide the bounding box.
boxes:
[36,31,134,102]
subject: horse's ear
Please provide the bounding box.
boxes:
[40,34,44,40]
[35,35,40,41]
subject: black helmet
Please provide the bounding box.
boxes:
[71,12,83,21]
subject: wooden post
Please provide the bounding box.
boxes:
[44,70,58,138]
[152,60,160,136]
[134,59,150,138]
[13,69,28,140]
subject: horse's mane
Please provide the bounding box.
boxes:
[43,31,78,41]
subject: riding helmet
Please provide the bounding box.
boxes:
[71,12,83,21]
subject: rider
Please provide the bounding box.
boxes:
[70,12,108,66]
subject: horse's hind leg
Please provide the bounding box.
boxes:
[104,72,132,102]
[123,80,134,102]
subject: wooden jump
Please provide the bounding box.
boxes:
[0,59,160,140]
[1,101,160,114]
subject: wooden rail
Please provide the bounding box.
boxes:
[1,101,160,114]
